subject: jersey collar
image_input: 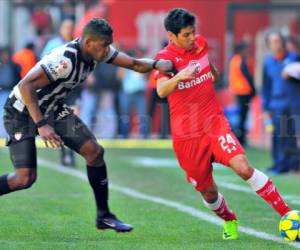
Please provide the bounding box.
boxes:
[167,39,201,56]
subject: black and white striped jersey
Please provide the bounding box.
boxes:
[8,38,118,119]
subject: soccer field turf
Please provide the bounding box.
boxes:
[0,142,300,250]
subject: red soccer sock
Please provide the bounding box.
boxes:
[246,169,291,216]
[256,179,291,216]
[203,193,237,221]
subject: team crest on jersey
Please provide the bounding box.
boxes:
[189,177,198,187]
[51,59,69,76]
[189,60,202,74]
[14,132,22,141]
[59,59,68,69]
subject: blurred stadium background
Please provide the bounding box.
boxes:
[1,0,300,144]
[1,0,300,249]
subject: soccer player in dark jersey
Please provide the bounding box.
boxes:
[0,18,172,232]
[155,8,292,240]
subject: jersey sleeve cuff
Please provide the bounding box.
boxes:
[40,64,55,82]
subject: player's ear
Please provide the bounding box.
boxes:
[167,31,176,43]
[84,37,94,49]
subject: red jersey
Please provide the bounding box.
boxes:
[155,35,226,141]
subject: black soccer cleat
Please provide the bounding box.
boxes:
[96,213,133,232]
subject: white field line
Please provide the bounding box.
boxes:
[130,156,300,206]
[36,157,300,249]
[217,182,300,206]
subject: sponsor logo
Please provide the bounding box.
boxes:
[57,109,71,119]
[190,178,198,187]
[59,59,68,69]
[178,71,213,90]
[72,123,84,132]
[14,132,22,141]
[100,178,108,185]
[48,63,59,77]
[189,60,202,74]
[103,219,116,228]
[48,59,69,77]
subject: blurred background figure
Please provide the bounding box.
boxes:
[80,58,121,138]
[41,18,75,58]
[147,70,170,139]
[229,41,256,146]
[93,63,121,138]
[117,48,148,138]
[41,17,78,166]
[80,73,98,131]
[286,35,300,54]
[13,42,37,78]
[147,40,170,139]
[262,31,300,175]
[0,46,21,137]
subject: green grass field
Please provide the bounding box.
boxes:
[0,141,300,250]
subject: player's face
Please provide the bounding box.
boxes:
[60,20,74,42]
[268,33,285,56]
[169,26,196,51]
[84,38,111,62]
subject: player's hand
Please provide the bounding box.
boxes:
[38,125,63,148]
[281,70,290,79]
[155,59,173,72]
[177,64,198,81]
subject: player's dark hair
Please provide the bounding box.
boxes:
[164,8,195,36]
[82,18,113,45]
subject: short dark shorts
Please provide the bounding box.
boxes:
[3,99,95,168]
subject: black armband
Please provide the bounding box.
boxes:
[36,118,48,128]
[106,50,119,64]
[152,60,159,69]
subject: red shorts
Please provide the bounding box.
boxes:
[173,130,244,191]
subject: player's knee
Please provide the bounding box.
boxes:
[202,192,218,204]
[15,173,37,189]
[230,155,254,180]
[84,142,105,166]
[200,187,218,203]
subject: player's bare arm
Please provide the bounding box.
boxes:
[157,64,198,98]
[19,66,63,148]
[210,62,219,82]
[111,51,173,73]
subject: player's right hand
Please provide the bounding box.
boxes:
[38,125,64,148]
[177,64,198,81]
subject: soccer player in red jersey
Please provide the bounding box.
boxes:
[155,8,292,240]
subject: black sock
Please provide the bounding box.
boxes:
[0,174,10,195]
[87,164,110,217]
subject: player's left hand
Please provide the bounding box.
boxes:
[155,59,173,73]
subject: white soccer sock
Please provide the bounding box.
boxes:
[202,192,223,211]
[246,168,269,192]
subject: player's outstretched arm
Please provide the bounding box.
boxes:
[111,51,173,73]
[157,64,198,98]
[19,66,63,148]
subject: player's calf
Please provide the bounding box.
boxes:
[79,139,133,231]
[80,139,105,166]
[201,188,238,240]
[0,168,37,195]
[228,154,254,180]
[229,154,291,216]
[202,192,237,221]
